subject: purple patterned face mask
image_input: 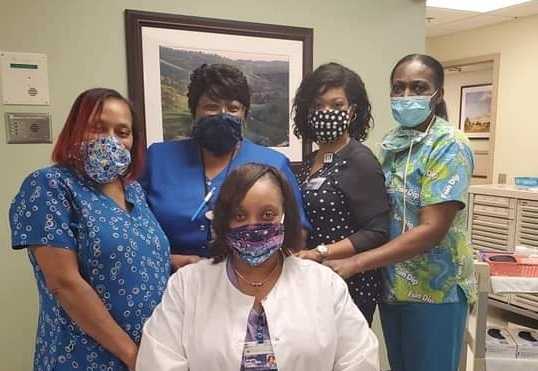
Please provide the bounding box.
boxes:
[227,223,285,266]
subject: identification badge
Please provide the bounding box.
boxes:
[304,177,326,191]
[322,152,334,164]
[243,340,277,370]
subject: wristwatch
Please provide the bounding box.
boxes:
[315,244,329,259]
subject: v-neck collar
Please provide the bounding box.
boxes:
[70,167,136,215]
[199,141,243,183]
[306,139,353,179]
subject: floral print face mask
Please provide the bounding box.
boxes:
[82,136,131,184]
[227,222,285,266]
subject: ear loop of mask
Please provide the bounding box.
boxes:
[400,115,437,234]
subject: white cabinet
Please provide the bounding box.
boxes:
[516,200,538,249]
[468,184,538,311]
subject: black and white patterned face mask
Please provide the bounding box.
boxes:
[308,109,351,144]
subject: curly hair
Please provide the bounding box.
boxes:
[210,163,302,264]
[187,63,251,117]
[292,62,373,142]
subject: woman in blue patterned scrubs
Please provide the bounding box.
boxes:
[9,88,170,371]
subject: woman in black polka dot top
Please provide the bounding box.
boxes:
[293,62,390,326]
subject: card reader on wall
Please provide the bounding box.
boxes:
[0,51,50,105]
[5,112,52,144]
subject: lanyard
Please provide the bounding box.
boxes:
[193,146,237,239]
[256,311,266,343]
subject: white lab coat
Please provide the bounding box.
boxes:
[136,256,379,371]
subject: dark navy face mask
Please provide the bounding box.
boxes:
[192,113,243,156]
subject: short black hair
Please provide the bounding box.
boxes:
[292,62,373,142]
[187,63,251,117]
[210,163,302,263]
[390,54,448,120]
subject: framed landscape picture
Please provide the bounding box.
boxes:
[125,10,313,163]
[459,84,493,139]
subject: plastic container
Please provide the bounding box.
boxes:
[481,252,538,277]
[507,326,538,359]
[514,177,538,189]
[486,327,517,358]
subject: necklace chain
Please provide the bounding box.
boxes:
[233,253,282,288]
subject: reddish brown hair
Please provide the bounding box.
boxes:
[51,88,144,180]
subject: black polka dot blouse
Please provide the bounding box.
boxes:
[297,139,390,321]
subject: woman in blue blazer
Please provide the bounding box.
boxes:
[140,63,310,271]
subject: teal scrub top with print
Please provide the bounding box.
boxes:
[379,117,477,304]
[9,166,171,371]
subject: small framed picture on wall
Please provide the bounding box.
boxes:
[459,84,492,138]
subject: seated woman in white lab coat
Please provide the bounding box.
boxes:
[136,163,379,371]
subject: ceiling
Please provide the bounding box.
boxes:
[426,0,538,37]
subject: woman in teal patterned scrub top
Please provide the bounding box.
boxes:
[325,54,476,371]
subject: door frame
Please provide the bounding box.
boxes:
[441,53,500,184]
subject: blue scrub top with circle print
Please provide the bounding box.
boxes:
[9,165,171,371]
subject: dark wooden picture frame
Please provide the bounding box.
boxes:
[124,9,313,164]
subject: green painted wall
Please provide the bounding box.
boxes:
[0,0,425,368]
